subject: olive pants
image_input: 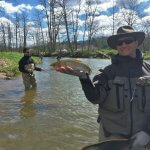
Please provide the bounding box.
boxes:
[22,73,37,90]
[99,123,148,150]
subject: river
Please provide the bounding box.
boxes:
[0,57,111,150]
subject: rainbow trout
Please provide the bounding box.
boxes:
[82,139,134,150]
[50,59,92,75]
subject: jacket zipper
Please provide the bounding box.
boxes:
[142,87,146,111]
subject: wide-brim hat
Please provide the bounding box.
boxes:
[107,26,145,49]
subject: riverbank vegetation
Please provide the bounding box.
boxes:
[50,49,117,58]
[1,50,150,79]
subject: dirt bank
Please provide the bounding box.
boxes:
[0,72,7,79]
[0,59,10,79]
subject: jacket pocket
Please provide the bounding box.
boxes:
[101,76,125,112]
[136,85,150,112]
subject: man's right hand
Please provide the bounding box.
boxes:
[27,69,33,73]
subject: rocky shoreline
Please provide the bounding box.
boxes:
[0,72,7,79]
[0,59,11,80]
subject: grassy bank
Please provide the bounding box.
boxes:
[1,50,150,78]
[50,49,150,59]
[0,52,41,77]
[50,49,117,58]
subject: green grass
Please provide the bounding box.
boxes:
[144,52,150,60]
[0,52,41,77]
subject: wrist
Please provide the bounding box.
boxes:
[79,75,87,79]
[79,73,89,79]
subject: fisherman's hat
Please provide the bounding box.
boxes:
[107,25,145,49]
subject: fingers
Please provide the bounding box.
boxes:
[66,66,73,71]
[55,65,87,78]
[56,66,66,72]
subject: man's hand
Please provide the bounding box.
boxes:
[131,131,150,147]
[27,68,33,73]
[56,66,88,79]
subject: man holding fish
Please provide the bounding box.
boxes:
[52,26,150,150]
[19,48,44,90]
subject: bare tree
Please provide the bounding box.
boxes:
[117,0,143,27]
[7,22,12,51]
[70,0,81,51]
[21,12,29,48]
[82,6,88,52]
[141,19,150,52]
[13,12,20,50]
[33,9,46,51]
[0,23,7,51]
[83,0,99,52]
[58,0,73,53]
[39,0,62,53]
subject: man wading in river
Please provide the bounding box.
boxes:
[19,47,43,90]
[56,26,150,150]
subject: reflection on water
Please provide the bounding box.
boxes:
[20,89,37,119]
[0,57,111,150]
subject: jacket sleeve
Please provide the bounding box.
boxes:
[35,66,42,71]
[79,70,109,104]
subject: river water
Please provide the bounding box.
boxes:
[0,57,111,150]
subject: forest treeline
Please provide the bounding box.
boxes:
[0,0,150,55]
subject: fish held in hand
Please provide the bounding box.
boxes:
[50,59,92,75]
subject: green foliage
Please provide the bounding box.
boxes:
[50,49,117,58]
[143,52,150,60]
[97,49,117,57]
[1,50,150,77]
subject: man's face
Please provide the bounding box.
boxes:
[24,50,31,56]
[116,36,138,58]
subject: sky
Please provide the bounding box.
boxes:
[0,0,150,24]
[0,0,150,19]
[0,0,150,45]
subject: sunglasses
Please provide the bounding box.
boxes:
[117,38,135,46]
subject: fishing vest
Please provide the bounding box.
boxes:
[98,54,150,137]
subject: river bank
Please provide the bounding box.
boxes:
[0,57,101,150]
[0,59,11,79]
[1,50,150,79]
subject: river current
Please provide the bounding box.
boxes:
[0,57,111,150]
